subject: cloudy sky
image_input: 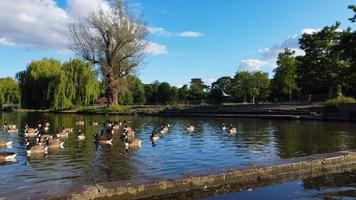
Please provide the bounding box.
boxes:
[0,0,355,86]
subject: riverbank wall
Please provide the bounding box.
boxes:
[21,151,356,200]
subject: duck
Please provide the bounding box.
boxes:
[186,124,195,133]
[94,133,113,145]
[124,138,141,149]
[229,124,237,135]
[26,141,48,156]
[0,140,13,148]
[0,152,17,162]
[45,137,64,149]
[150,130,160,143]
[77,130,85,141]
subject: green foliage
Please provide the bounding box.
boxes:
[325,96,356,112]
[0,77,20,108]
[178,85,189,104]
[119,90,133,105]
[297,22,351,96]
[157,82,172,104]
[170,86,179,104]
[272,49,298,101]
[232,71,270,103]
[16,58,99,110]
[189,78,208,104]
[128,76,146,105]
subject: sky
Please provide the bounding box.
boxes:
[0,0,355,86]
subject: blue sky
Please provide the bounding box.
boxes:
[0,0,355,86]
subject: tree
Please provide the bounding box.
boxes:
[272,49,298,102]
[209,76,233,103]
[69,0,148,105]
[0,77,20,108]
[189,78,208,104]
[62,59,100,105]
[178,85,189,104]
[170,86,179,104]
[128,76,146,105]
[298,22,351,97]
[349,5,356,22]
[232,71,270,103]
[157,82,171,104]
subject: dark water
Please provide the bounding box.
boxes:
[0,112,356,198]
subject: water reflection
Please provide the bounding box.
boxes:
[0,112,356,197]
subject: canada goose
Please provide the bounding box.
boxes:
[45,137,64,149]
[229,124,237,135]
[0,152,17,162]
[94,133,113,145]
[3,121,16,130]
[222,123,227,131]
[160,124,169,134]
[76,121,84,126]
[56,128,69,139]
[150,131,160,143]
[124,138,141,149]
[25,124,38,133]
[26,141,48,156]
[112,124,120,130]
[0,140,13,148]
[186,124,195,133]
[5,128,18,134]
[25,130,40,138]
[40,134,53,141]
[77,130,85,141]
[91,121,98,126]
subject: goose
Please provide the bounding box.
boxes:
[91,121,98,126]
[0,140,13,148]
[0,152,17,162]
[5,128,18,134]
[25,124,38,133]
[150,131,160,143]
[45,137,64,149]
[94,133,113,145]
[160,124,169,134]
[124,138,141,149]
[56,128,69,139]
[77,130,85,141]
[76,121,84,126]
[112,124,120,130]
[40,134,53,141]
[229,124,237,135]
[222,123,227,131]
[25,130,40,138]
[3,121,16,130]
[186,124,195,133]
[26,141,48,156]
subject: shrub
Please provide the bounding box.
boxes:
[325,96,356,112]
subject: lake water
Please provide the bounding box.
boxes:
[1,112,356,199]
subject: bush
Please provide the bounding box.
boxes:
[325,96,356,112]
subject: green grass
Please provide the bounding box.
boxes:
[325,96,356,112]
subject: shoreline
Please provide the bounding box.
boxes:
[11,104,356,121]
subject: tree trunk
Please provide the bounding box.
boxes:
[105,68,119,105]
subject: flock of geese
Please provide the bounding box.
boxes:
[0,120,238,163]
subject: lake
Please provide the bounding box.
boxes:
[1,112,356,199]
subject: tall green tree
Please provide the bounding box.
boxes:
[272,49,298,102]
[0,77,20,108]
[189,78,208,104]
[298,22,350,97]
[128,76,146,105]
[178,85,189,104]
[157,82,172,104]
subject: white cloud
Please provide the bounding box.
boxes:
[0,0,168,56]
[148,26,204,38]
[177,31,204,38]
[239,59,270,72]
[144,41,168,56]
[0,37,15,46]
[0,0,71,52]
[302,28,321,35]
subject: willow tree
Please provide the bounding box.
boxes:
[69,0,148,105]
